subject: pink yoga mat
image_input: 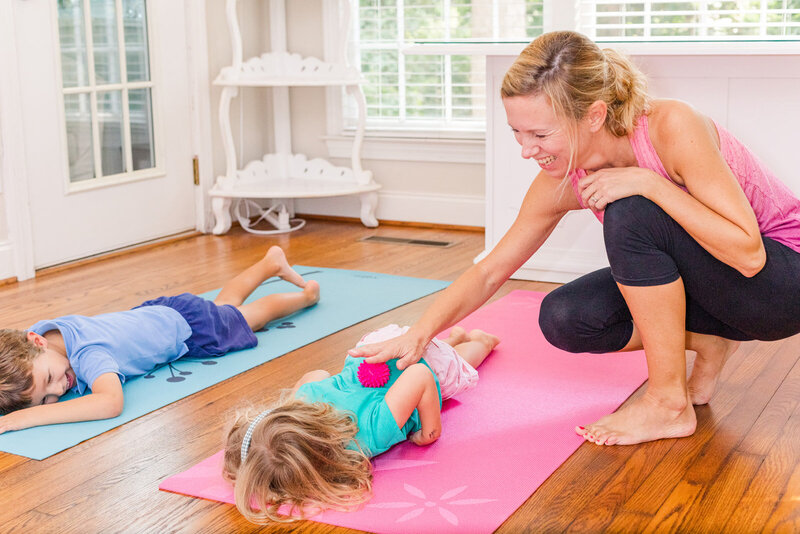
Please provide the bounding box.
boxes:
[160,290,648,532]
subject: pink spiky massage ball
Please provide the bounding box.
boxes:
[357,360,390,388]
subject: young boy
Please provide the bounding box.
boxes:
[0,246,319,434]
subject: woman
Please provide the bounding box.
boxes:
[349,31,800,446]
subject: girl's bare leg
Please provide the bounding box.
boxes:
[215,246,306,307]
[576,278,697,446]
[451,328,500,370]
[443,326,469,347]
[237,281,320,331]
[617,324,740,406]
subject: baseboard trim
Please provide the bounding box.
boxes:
[294,190,485,228]
[297,213,483,232]
[35,231,201,278]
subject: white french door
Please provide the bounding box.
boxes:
[13,0,196,268]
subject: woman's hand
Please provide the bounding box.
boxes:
[347,331,427,371]
[578,167,660,211]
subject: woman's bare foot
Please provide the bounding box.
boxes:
[575,390,696,446]
[468,329,500,351]
[687,336,740,405]
[264,246,306,288]
[302,280,320,306]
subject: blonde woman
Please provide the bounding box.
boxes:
[350,31,800,447]
[222,324,499,524]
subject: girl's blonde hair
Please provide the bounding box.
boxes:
[502,31,649,174]
[222,398,373,524]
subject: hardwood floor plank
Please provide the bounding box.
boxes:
[641,480,704,533]
[675,451,763,533]
[760,458,800,533]
[605,510,654,533]
[564,439,677,532]
[724,367,800,533]
[737,334,800,457]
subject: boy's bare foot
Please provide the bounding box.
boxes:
[265,246,306,288]
[444,326,468,346]
[575,390,696,446]
[468,329,500,350]
[687,337,740,405]
[303,280,320,306]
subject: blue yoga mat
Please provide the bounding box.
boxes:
[0,266,449,460]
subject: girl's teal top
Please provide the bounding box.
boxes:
[295,356,441,457]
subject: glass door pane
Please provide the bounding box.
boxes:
[57,0,157,184]
[123,0,150,82]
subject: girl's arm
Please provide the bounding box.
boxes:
[290,369,331,395]
[0,372,123,434]
[580,99,765,277]
[349,173,580,369]
[384,363,443,446]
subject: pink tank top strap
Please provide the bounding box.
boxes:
[628,114,670,180]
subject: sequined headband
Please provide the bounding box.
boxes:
[240,409,271,463]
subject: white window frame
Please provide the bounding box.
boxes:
[322,0,799,163]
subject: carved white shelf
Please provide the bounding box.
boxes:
[215,52,363,87]
[210,0,379,235]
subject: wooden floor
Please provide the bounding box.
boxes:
[2,220,799,533]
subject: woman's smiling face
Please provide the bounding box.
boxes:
[503,93,573,176]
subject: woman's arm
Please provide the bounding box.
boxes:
[650,101,765,275]
[580,100,765,276]
[383,363,442,446]
[349,172,579,369]
[0,373,123,434]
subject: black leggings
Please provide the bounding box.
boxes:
[539,196,800,353]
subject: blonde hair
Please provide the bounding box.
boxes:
[502,31,649,173]
[222,398,373,524]
[0,329,43,414]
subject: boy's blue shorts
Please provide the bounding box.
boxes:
[136,293,258,358]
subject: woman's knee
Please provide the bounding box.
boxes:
[539,289,586,353]
[603,195,664,241]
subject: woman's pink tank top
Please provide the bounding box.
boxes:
[569,114,800,254]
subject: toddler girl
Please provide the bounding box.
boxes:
[222,324,499,523]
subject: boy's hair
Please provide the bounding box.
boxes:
[222,398,373,524]
[0,329,43,414]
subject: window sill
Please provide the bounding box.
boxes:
[323,133,485,164]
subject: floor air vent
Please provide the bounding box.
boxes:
[360,236,454,248]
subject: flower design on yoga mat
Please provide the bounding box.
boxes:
[143,359,217,383]
[367,484,496,526]
[260,321,296,332]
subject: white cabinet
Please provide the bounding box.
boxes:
[210,0,379,235]
[485,44,800,283]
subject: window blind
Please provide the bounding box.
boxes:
[349,0,545,131]
[578,1,800,40]
[345,1,799,132]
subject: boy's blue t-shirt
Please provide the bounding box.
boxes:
[295,355,442,457]
[29,306,192,394]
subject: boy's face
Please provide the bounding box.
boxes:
[26,333,76,406]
